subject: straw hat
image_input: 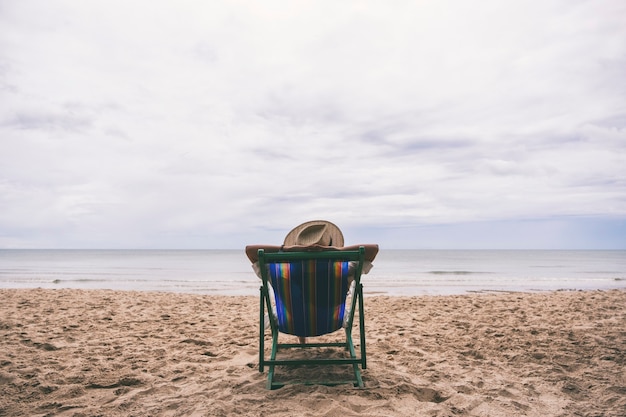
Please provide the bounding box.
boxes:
[283,220,344,247]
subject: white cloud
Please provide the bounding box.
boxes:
[1,0,625,248]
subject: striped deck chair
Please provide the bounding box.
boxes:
[257,246,367,389]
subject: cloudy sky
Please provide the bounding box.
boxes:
[1,0,625,249]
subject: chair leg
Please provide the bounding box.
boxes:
[353,363,364,388]
[358,283,366,369]
[344,331,364,388]
[259,287,265,373]
[267,331,279,389]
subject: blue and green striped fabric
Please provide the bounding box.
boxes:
[268,260,351,337]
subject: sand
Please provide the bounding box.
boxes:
[0,288,624,417]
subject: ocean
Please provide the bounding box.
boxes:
[1,249,625,296]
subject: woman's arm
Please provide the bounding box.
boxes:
[245,245,283,263]
[246,243,379,263]
[342,244,379,262]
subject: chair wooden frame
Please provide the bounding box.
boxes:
[257,246,367,389]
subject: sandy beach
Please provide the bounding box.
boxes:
[1,288,624,416]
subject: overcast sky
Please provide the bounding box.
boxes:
[1,0,625,249]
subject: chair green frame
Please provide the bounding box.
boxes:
[257,246,367,389]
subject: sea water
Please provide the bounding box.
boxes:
[0,249,625,296]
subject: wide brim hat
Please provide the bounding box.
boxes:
[283,220,344,247]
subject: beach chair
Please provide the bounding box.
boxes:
[257,246,367,389]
